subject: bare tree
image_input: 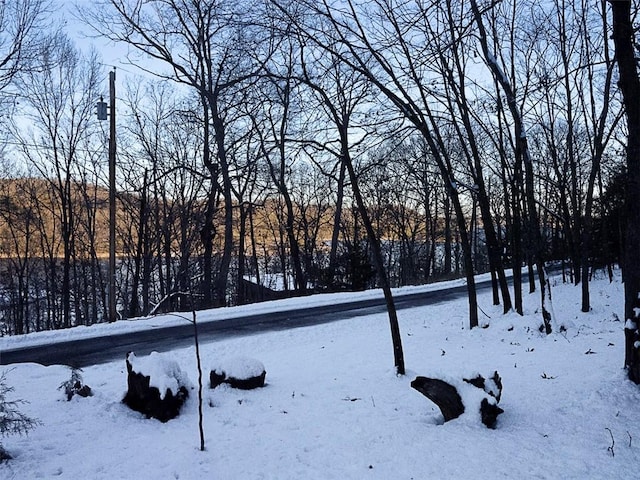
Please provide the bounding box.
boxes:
[0,0,52,158]
[0,177,40,334]
[225,112,266,305]
[87,0,272,307]
[119,83,212,315]
[289,162,333,288]
[0,0,50,92]
[570,0,620,312]
[608,0,640,383]
[290,30,407,373]
[271,0,482,329]
[13,34,103,328]
[471,0,554,332]
[527,0,620,313]
[413,0,512,312]
[251,39,308,293]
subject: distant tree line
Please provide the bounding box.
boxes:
[0,0,630,341]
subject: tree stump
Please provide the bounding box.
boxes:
[122,352,189,423]
[210,357,266,390]
[411,371,504,429]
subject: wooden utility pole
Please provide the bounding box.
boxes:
[98,70,117,322]
[108,69,116,323]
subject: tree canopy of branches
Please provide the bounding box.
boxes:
[0,0,635,378]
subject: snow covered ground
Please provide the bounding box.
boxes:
[1,271,640,479]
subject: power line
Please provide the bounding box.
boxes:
[1,140,108,156]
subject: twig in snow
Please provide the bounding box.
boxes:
[606,428,615,457]
[478,305,491,319]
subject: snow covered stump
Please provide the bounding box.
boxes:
[411,371,503,429]
[123,352,190,423]
[210,357,266,390]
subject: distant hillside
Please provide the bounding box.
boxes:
[0,177,112,258]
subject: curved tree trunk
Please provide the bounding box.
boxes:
[343,152,405,375]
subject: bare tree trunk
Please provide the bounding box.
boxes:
[580,1,617,313]
[248,206,262,297]
[213,111,235,307]
[608,0,640,382]
[237,203,248,305]
[199,97,216,308]
[343,151,405,375]
[443,194,452,275]
[433,9,512,310]
[328,161,347,284]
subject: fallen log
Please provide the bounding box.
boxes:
[410,377,465,422]
[411,372,504,428]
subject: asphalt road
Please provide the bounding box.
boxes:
[1,278,496,368]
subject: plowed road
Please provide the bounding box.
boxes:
[1,278,502,367]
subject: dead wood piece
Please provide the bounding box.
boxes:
[480,398,504,429]
[464,371,502,403]
[410,376,465,422]
[412,374,504,428]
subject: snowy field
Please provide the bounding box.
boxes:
[1,271,640,479]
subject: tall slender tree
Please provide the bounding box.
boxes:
[608,0,640,383]
[295,35,406,373]
[471,0,553,333]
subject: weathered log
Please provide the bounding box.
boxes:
[411,372,504,428]
[410,377,465,422]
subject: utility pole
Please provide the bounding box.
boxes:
[109,69,116,323]
[97,69,117,322]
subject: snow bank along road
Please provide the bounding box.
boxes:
[1,277,501,368]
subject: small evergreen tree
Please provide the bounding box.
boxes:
[58,367,93,401]
[0,370,40,461]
